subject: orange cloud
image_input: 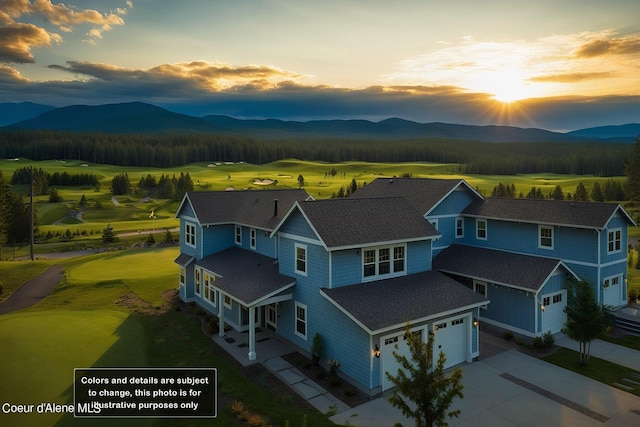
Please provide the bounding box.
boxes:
[0,0,129,63]
[573,34,640,58]
[529,72,615,83]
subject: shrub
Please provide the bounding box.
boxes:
[532,336,544,348]
[542,331,555,347]
[503,331,514,341]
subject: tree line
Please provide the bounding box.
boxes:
[0,129,631,176]
[11,166,99,196]
[490,179,626,201]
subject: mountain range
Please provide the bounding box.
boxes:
[1,101,638,143]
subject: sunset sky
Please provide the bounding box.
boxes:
[1,0,639,131]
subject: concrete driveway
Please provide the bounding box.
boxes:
[330,349,640,426]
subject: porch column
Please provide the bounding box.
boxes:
[248,306,256,360]
[218,292,225,337]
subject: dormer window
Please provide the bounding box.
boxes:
[185,222,196,247]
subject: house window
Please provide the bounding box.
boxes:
[552,294,562,304]
[363,245,406,279]
[235,225,242,245]
[295,302,307,339]
[295,243,307,276]
[393,247,405,272]
[185,223,196,247]
[455,217,464,238]
[539,225,554,249]
[224,294,232,309]
[250,228,256,250]
[608,228,621,254]
[543,296,550,306]
[179,268,185,286]
[474,280,488,309]
[476,219,487,240]
[452,318,464,326]
[195,269,201,295]
[203,274,215,305]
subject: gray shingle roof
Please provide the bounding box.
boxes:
[321,271,487,333]
[296,197,439,249]
[463,197,634,229]
[196,247,294,305]
[351,177,480,215]
[181,189,309,230]
[434,244,568,291]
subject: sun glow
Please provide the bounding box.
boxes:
[476,68,535,103]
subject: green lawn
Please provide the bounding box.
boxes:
[0,248,334,427]
[599,334,640,351]
[542,347,640,397]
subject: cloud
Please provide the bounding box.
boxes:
[573,34,640,58]
[0,0,130,63]
[0,21,62,63]
[529,72,615,83]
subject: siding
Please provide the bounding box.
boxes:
[429,187,476,217]
[280,209,319,240]
[202,224,234,256]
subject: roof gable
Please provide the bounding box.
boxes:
[434,244,579,292]
[275,197,440,250]
[321,270,487,334]
[351,177,483,216]
[463,197,636,229]
[176,189,309,230]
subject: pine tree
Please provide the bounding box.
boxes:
[590,182,604,202]
[386,324,464,427]
[573,182,589,201]
[551,185,564,200]
[625,136,640,200]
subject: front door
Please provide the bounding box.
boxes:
[266,303,277,331]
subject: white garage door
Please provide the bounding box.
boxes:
[541,291,566,334]
[433,316,467,369]
[381,330,422,391]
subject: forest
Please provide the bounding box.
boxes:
[0,129,631,176]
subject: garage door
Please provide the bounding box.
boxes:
[381,330,422,391]
[433,316,467,369]
[541,291,566,334]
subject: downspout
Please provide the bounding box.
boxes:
[597,229,601,303]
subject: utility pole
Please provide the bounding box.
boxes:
[30,166,34,261]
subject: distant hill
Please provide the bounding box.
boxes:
[567,123,640,142]
[0,102,55,126]
[7,102,220,133]
[3,101,637,143]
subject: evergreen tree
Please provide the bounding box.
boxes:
[102,223,116,244]
[111,173,130,195]
[590,182,604,202]
[573,182,589,201]
[386,324,464,427]
[48,188,63,202]
[625,136,640,200]
[297,174,305,187]
[551,185,564,200]
[562,278,610,366]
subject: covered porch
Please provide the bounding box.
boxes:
[196,247,296,361]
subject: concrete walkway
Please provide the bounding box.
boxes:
[555,335,640,371]
[0,265,63,314]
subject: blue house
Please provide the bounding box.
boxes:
[174,178,634,394]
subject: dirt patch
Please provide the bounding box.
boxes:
[115,291,170,315]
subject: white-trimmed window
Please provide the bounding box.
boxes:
[250,228,257,250]
[224,294,232,309]
[474,280,488,309]
[185,222,196,247]
[455,217,464,238]
[179,267,185,286]
[363,245,405,280]
[195,269,201,295]
[235,225,242,245]
[203,273,215,305]
[607,228,621,254]
[295,302,307,339]
[295,243,307,276]
[539,225,554,249]
[476,219,487,240]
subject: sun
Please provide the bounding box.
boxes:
[485,69,533,103]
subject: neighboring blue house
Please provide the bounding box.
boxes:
[175,178,634,394]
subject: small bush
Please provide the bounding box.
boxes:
[248,414,266,427]
[532,336,544,348]
[231,401,244,415]
[542,331,555,347]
